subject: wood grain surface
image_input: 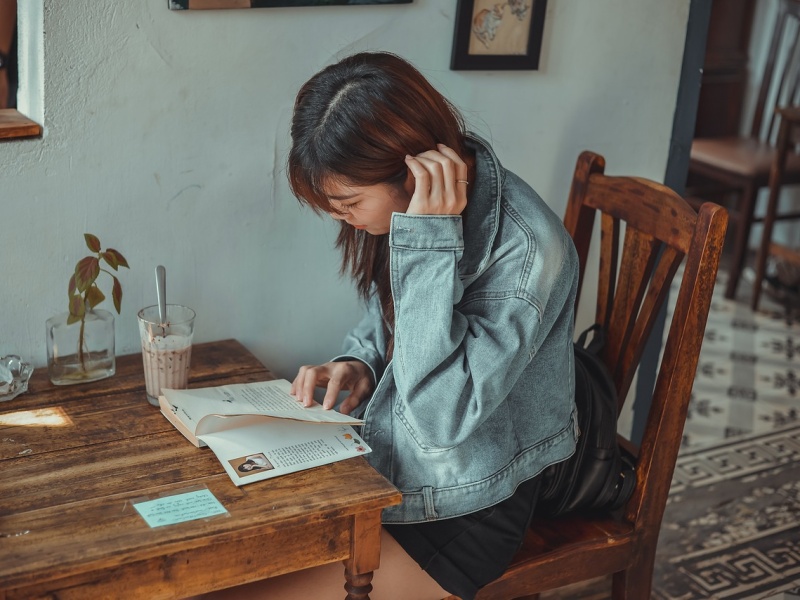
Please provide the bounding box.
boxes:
[0,340,400,600]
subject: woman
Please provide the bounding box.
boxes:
[202,51,578,600]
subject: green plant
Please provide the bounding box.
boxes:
[68,233,129,369]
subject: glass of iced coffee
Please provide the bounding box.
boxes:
[137,304,195,406]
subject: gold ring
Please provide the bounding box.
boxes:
[456,180,469,185]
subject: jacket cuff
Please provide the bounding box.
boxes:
[389,213,463,250]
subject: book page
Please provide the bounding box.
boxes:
[197,419,371,486]
[161,379,363,438]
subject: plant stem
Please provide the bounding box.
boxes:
[78,314,87,372]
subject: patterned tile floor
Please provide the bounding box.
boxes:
[654,268,800,599]
[655,423,800,599]
[671,270,800,450]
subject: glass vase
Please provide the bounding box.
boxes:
[46,309,116,385]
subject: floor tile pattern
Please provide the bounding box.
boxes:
[652,272,800,599]
[665,273,800,449]
[654,424,800,599]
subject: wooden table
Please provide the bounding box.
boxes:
[0,340,401,600]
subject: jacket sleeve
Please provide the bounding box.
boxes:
[331,289,388,390]
[388,212,566,450]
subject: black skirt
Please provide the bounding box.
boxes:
[384,477,541,600]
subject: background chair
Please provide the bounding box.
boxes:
[443,151,728,600]
[688,0,800,301]
[752,105,800,311]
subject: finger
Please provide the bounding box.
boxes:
[339,394,356,416]
[426,147,461,209]
[290,365,309,397]
[413,153,447,201]
[322,375,344,410]
[339,390,364,416]
[436,144,468,180]
[405,155,430,201]
[339,377,372,415]
[300,366,326,407]
[417,147,466,213]
[407,154,451,215]
[436,144,468,211]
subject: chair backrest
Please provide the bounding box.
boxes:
[752,0,800,144]
[563,151,728,527]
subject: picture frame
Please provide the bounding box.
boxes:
[169,0,410,9]
[450,0,547,71]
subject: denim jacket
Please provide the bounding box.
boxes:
[334,134,579,523]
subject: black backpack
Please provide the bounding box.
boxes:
[537,324,636,516]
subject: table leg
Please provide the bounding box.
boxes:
[344,567,374,600]
[343,510,383,600]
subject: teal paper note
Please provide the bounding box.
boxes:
[133,488,228,528]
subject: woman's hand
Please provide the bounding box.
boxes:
[405,144,469,216]
[291,360,374,415]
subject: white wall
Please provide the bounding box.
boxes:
[0,0,690,382]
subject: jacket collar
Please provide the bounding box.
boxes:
[460,133,504,278]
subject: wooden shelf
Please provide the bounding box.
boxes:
[0,108,41,140]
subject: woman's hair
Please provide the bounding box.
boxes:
[288,52,468,359]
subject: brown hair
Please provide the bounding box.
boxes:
[288,52,469,359]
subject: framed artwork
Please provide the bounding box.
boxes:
[169,0,411,9]
[450,0,547,71]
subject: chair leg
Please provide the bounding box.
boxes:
[610,554,655,600]
[725,184,758,300]
[751,184,781,311]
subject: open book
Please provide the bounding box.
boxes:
[159,379,371,486]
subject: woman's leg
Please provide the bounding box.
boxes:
[193,528,448,600]
[385,477,541,600]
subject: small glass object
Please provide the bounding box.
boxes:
[46,309,116,385]
[0,355,33,402]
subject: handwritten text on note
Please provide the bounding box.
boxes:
[133,488,228,528]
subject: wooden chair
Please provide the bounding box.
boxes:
[688,0,800,301]
[752,104,800,310]
[443,151,728,600]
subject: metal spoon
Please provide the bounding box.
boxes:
[155,265,167,328]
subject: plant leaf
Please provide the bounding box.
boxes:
[112,276,123,313]
[84,233,101,253]
[68,274,76,297]
[105,248,129,269]
[74,257,100,292]
[101,251,119,270]
[86,285,105,309]
[68,294,85,322]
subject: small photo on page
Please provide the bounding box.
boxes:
[230,453,275,478]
